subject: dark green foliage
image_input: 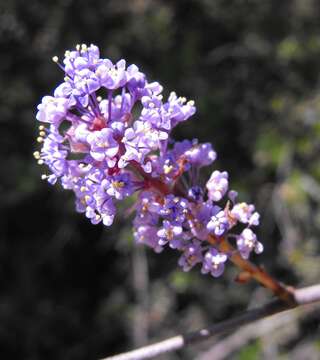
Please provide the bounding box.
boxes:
[1,0,319,358]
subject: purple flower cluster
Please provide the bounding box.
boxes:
[35,44,263,278]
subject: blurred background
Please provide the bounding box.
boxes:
[1,0,320,359]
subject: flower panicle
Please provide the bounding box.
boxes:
[35,43,262,278]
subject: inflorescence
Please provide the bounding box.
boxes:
[35,44,263,278]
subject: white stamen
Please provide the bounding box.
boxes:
[33,151,40,159]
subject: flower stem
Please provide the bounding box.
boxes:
[209,235,296,304]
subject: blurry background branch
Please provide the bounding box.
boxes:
[131,245,149,347]
[196,297,320,360]
[103,284,320,360]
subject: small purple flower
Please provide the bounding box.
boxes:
[63,44,100,77]
[85,206,102,225]
[131,120,168,151]
[157,220,183,247]
[153,153,180,180]
[164,91,196,127]
[74,68,100,95]
[201,247,228,277]
[53,80,82,108]
[172,139,193,159]
[188,186,203,201]
[189,202,220,240]
[134,224,163,253]
[178,240,203,271]
[96,59,127,90]
[207,210,229,236]
[159,195,188,224]
[249,212,260,226]
[102,173,134,200]
[126,64,146,97]
[118,126,150,168]
[36,96,70,125]
[40,134,68,177]
[228,190,238,203]
[236,228,263,259]
[100,197,116,226]
[231,202,259,225]
[185,142,217,167]
[134,191,161,225]
[206,170,229,202]
[87,128,119,163]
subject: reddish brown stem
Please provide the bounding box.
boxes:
[129,160,186,197]
[209,235,296,304]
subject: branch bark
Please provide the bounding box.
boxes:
[196,299,320,360]
[101,284,320,360]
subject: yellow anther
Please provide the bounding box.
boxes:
[187,100,195,106]
[97,96,102,102]
[76,44,81,51]
[80,186,87,192]
[37,137,44,143]
[163,165,173,174]
[33,151,40,159]
[39,125,45,130]
[113,181,125,189]
[84,195,91,203]
[244,238,253,247]
[81,44,88,52]
[52,56,59,63]
[37,159,44,165]
[39,131,46,137]
[41,174,47,180]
